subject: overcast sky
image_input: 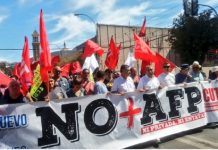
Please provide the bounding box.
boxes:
[0,0,218,62]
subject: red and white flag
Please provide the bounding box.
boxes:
[20,36,33,94]
[39,9,52,83]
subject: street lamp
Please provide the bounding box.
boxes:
[74,13,97,41]
[198,4,218,16]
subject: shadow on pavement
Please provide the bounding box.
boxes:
[125,126,205,149]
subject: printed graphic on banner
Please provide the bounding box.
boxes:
[201,81,218,122]
[30,64,47,101]
[0,82,209,149]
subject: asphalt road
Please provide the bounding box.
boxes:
[127,126,218,149]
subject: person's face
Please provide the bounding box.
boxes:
[146,67,154,77]
[49,79,55,89]
[105,72,112,80]
[121,67,130,78]
[53,68,62,77]
[192,65,200,72]
[82,70,90,79]
[163,65,171,73]
[181,68,189,74]
[9,81,21,97]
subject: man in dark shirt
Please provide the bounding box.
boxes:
[0,80,24,105]
[175,64,194,84]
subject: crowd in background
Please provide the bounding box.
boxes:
[1,60,218,105]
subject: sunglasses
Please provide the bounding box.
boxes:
[163,66,170,68]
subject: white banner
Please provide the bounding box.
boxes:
[0,82,208,149]
[201,80,218,123]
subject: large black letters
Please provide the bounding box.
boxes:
[166,89,183,119]
[185,87,202,114]
[141,93,167,125]
[36,103,81,148]
[84,99,117,136]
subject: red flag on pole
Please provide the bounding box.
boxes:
[81,40,104,59]
[19,36,33,94]
[134,33,155,61]
[140,38,151,75]
[39,9,52,83]
[13,63,21,78]
[154,53,176,76]
[139,17,146,37]
[71,61,82,74]
[60,63,71,78]
[51,55,60,67]
[0,71,11,87]
[105,36,120,70]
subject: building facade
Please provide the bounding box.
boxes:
[96,24,180,72]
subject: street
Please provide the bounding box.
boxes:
[128,126,218,149]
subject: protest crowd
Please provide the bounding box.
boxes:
[0,60,216,104]
[0,10,218,148]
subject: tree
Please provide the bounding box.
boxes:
[168,11,218,64]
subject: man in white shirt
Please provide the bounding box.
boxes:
[137,65,160,94]
[158,63,175,88]
[111,64,135,94]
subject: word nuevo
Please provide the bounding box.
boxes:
[0,114,27,129]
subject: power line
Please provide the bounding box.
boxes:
[0,48,68,51]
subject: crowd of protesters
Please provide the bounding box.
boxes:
[1,60,218,105]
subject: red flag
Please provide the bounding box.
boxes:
[31,61,39,73]
[140,38,151,75]
[60,63,71,77]
[105,36,120,70]
[51,55,60,67]
[134,33,155,61]
[0,71,11,87]
[154,53,176,76]
[71,61,82,74]
[13,63,21,78]
[81,40,104,59]
[39,9,52,82]
[19,36,33,94]
[139,17,146,37]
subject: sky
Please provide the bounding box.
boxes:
[0,0,218,63]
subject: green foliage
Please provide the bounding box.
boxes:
[168,11,218,64]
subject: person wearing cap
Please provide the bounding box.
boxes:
[137,65,160,94]
[158,63,175,87]
[209,66,218,80]
[111,64,135,94]
[190,61,205,82]
[175,64,194,84]
[53,66,70,92]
